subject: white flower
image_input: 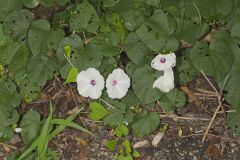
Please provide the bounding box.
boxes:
[76,68,104,99]
[14,128,23,133]
[153,69,174,93]
[106,68,131,99]
[151,52,176,71]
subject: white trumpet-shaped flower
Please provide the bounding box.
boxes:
[151,52,176,71]
[106,68,131,99]
[76,68,105,99]
[14,128,23,133]
[153,69,174,93]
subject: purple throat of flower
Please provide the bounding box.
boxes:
[112,80,117,86]
[90,80,96,86]
[160,57,166,63]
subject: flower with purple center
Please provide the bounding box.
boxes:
[76,68,104,99]
[153,68,175,93]
[106,68,131,99]
[151,52,176,71]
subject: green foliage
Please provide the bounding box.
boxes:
[158,88,186,112]
[1,0,240,151]
[20,110,42,145]
[89,102,110,120]
[131,110,160,137]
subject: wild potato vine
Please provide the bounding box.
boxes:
[1,0,240,149]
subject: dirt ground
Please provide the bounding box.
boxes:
[1,75,240,160]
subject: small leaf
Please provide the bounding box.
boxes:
[64,45,72,59]
[65,67,78,83]
[105,140,118,151]
[158,88,186,112]
[115,124,129,138]
[122,139,132,154]
[20,110,42,145]
[133,150,140,158]
[131,110,160,137]
[89,102,110,121]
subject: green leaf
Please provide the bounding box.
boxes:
[189,31,234,82]
[3,9,32,45]
[105,140,118,151]
[158,88,186,112]
[122,139,132,154]
[77,44,103,70]
[131,110,160,137]
[28,19,50,56]
[20,110,42,145]
[27,54,58,87]
[124,33,152,65]
[132,65,164,105]
[28,19,64,56]
[37,102,53,159]
[133,150,140,158]
[103,108,129,125]
[194,0,234,20]
[57,34,83,79]
[228,110,240,135]
[89,102,110,121]
[175,50,198,83]
[70,1,99,33]
[89,32,120,56]
[0,126,14,142]
[103,0,120,8]
[115,124,129,138]
[51,119,93,135]
[0,0,22,22]
[64,45,72,59]
[65,67,78,83]
[21,0,39,8]
[0,80,21,109]
[117,154,133,160]
[136,10,178,52]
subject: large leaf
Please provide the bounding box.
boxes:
[3,9,32,45]
[89,102,110,120]
[189,31,234,82]
[132,65,164,105]
[27,54,58,86]
[0,40,30,80]
[158,88,186,112]
[70,1,99,33]
[21,0,39,8]
[124,33,152,65]
[228,110,240,136]
[20,110,42,145]
[131,110,160,137]
[56,34,83,79]
[0,0,22,21]
[136,10,178,52]
[28,19,64,56]
[0,80,21,109]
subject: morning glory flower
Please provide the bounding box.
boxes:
[153,69,174,93]
[76,68,105,99]
[151,52,176,71]
[106,68,131,99]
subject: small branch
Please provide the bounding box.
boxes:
[159,113,210,121]
[100,98,115,109]
[201,71,229,142]
[0,142,17,150]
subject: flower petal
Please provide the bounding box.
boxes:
[151,52,176,71]
[76,68,104,99]
[153,69,174,93]
[106,68,131,99]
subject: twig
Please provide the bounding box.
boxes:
[100,98,115,109]
[200,70,218,94]
[0,142,17,150]
[159,113,210,121]
[201,71,229,142]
